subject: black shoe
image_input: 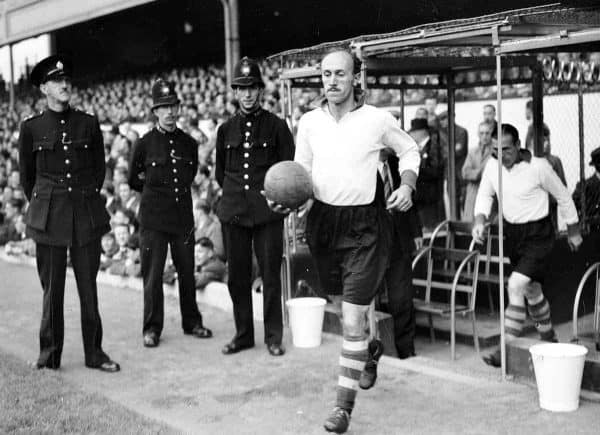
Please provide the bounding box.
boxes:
[359,339,384,390]
[143,332,159,348]
[397,346,416,360]
[267,343,285,356]
[222,341,254,355]
[28,360,59,370]
[482,349,501,368]
[324,407,351,433]
[185,325,213,339]
[89,360,120,373]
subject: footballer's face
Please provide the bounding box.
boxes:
[321,51,357,106]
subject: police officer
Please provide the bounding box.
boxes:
[129,80,212,347]
[216,57,294,356]
[19,55,120,372]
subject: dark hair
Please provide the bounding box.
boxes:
[197,237,214,249]
[321,46,362,75]
[199,165,211,178]
[7,198,24,210]
[497,123,520,144]
[542,124,550,138]
[483,104,496,113]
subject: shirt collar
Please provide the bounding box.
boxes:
[156,124,178,135]
[239,107,263,118]
[313,89,366,112]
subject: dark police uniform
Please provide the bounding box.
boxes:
[216,57,294,352]
[128,80,210,343]
[18,55,116,370]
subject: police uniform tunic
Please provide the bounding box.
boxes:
[129,126,205,336]
[18,107,111,369]
[215,108,294,347]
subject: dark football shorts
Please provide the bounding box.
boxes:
[504,216,554,283]
[305,199,391,305]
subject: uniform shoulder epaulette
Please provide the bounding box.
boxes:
[23,111,43,122]
[74,107,95,117]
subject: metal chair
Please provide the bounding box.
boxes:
[412,246,481,360]
[571,262,600,351]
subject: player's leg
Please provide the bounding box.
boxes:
[525,281,557,341]
[324,301,370,433]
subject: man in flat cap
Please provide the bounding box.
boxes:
[19,55,120,372]
[129,79,212,348]
[215,57,294,356]
[572,146,600,234]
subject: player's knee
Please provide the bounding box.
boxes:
[508,273,529,297]
[341,304,368,338]
[524,281,542,299]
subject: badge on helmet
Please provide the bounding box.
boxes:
[231,57,265,88]
[30,55,72,87]
[151,79,180,109]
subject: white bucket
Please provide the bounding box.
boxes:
[286,297,327,348]
[529,343,588,412]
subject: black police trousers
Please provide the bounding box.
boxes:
[140,228,203,336]
[36,238,109,368]
[385,253,416,358]
[222,220,283,346]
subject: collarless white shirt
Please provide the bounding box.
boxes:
[295,103,420,206]
[474,156,578,225]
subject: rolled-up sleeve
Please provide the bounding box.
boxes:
[539,159,579,225]
[381,113,420,190]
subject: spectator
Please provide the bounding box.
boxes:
[438,110,468,219]
[462,122,493,222]
[117,182,140,215]
[194,237,226,289]
[100,232,118,271]
[107,224,141,277]
[482,104,498,137]
[0,198,22,245]
[4,214,35,256]
[408,118,444,231]
[572,147,600,233]
[193,200,224,260]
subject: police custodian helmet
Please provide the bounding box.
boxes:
[151,79,180,109]
[231,56,265,89]
[30,55,72,87]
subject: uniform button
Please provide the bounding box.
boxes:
[243,163,249,169]
[171,149,175,154]
[244,153,249,158]
[60,119,65,124]
[67,187,72,192]
[246,122,251,127]
[263,143,267,147]
[152,162,156,167]
[243,142,250,149]
[243,174,249,180]
[174,178,178,183]
[63,145,68,151]
[84,144,88,149]
[66,173,71,178]
[173,168,177,173]
[34,192,38,197]
[244,185,249,190]
[38,146,42,151]
[175,197,179,202]
[65,159,70,165]
[245,131,250,137]
[174,188,179,193]
[169,140,173,144]
[172,159,176,164]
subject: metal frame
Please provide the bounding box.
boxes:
[411,247,481,361]
[571,262,600,349]
[271,3,600,379]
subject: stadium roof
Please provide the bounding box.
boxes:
[269,2,600,66]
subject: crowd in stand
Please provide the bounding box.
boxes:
[1,55,597,290]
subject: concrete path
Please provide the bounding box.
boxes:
[0,260,599,434]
